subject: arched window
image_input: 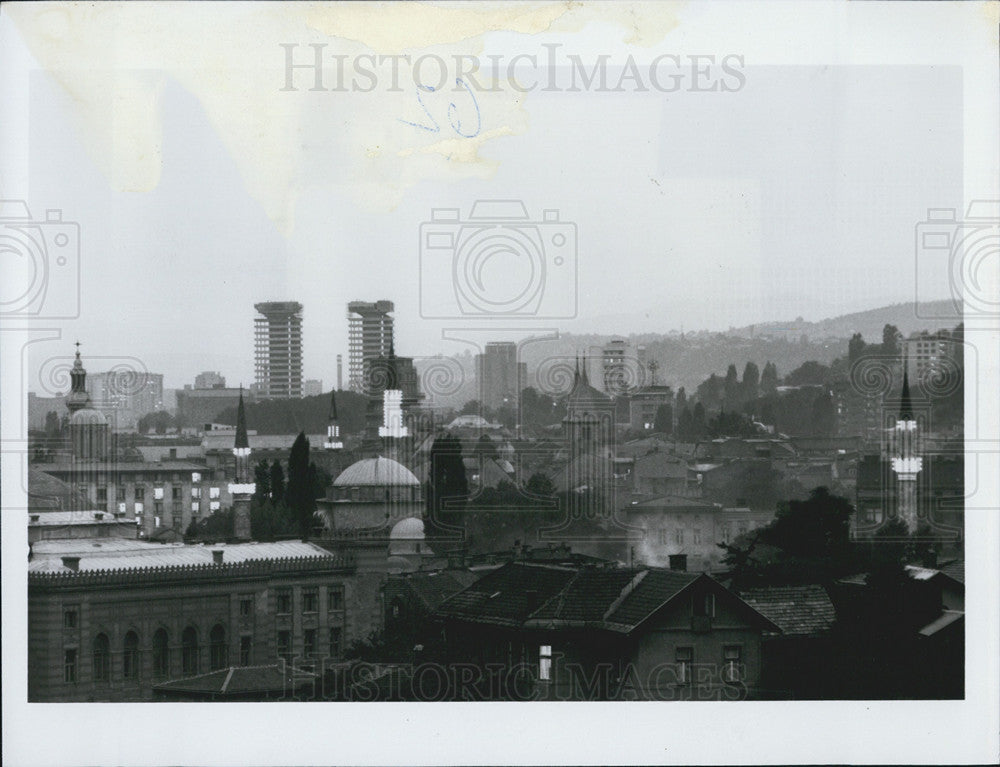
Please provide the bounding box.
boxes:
[92,633,110,682]
[152,628,170,677]
[182,626,199,675]
[123,630,140,680]
[209,624,227,670]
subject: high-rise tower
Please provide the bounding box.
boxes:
[347,300,394,393]
[228,389,255,540]
[254,301,303,398]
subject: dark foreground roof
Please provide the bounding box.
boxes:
[737,584,837,637]
[436,562,780,635]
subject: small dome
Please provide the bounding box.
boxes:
[333,456,419,488]
[70,408,108,426]
[390,517,425,540]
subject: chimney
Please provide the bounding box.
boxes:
[212,549,224,565]
[668,554,688,572]
[61,556,81,572]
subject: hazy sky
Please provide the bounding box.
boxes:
[3,3,983,391]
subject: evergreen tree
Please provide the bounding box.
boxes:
[676,406,694,441]
[653,403,673,435]
[675,387,687,412]
[285,432,315,539]
[692,402,707,439]
[760,362,779,395]
[426,433,469,535]
[253,460,271,500]
[848,332,867,363]
[723,364,740,408]
[741,362,760,404]
[270,460,285,502]
[882,324,901,356]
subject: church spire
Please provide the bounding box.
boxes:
[234,387,249,449]
[899,354,914,421]
[66,341,92,412]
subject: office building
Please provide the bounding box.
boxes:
[254,301,304,398]
[347,300,394,393]
[476,342,526,413]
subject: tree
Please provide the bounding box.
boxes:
[250,497,296,541]
[784,360,830,386]
[525,472,556,497]
[696,374,723,410]
[760,362,779,395]
[285,432,315,538]
[676,406,694,441]
[721,486,855,587]
[138,410,175,435]
[653,403,673,435]
[269,460,285,502]
[741,362,760,404]
[882,324,901,356]
[848,332,867,363]
[425,433,469,534]
[253,460,271,500]
[675,387,687,412]
[723,364,740,408]
[459,399,482,416]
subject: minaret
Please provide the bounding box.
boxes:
[890,358,922,531]
[228,388,255,540]
[324,389,343,450]
[378,340,408,440]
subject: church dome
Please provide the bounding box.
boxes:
[390,516,425,540]
[333,456,420,488]
[69,407,107,427]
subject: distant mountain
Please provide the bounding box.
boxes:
[724,300,959,343]
[414,301,961,407]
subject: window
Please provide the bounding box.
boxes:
[674,529,684,545]
[63,606,79,629]
[154,501,163,514]
[239,597,254,618]
[675,647,693,684]
[277,630,292,661]
[152,629,169,677]
[182,626,199,675]
[64,648,78,683]
[328,626,342,659]
[209,624,227,670]
[658,529,669,546]
[172,486,182,500]
[96,487,108,503]
[302,588,318,613]
[240,636,252,666]
[693,528,702,545]
[209,486,220,499]
[116,486,126,502]
[328,585,344,612]
[276,590,292,615]
[172,515,182,530]
[539,645,552,681]
[123,631,139,680]
[93,634,110,682]
[720,523,730,544]
[723,645,742,683]
[191,487,201,499]
[134,486,145,501]
[303,629,317,657]
[693,593,716,617]
[191,501,200,514]
[192,472,202,483]
[154,487,164,500]
[209,501,220,512]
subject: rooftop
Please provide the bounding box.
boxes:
[333,456,420,487]
[29,539,333,574]
[737,584,837,636]
[153,664,316,696]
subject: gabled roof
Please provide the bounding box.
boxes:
[737,584,837,636]
[399,570,481,612]
[938,560,964,584]
[438,562,781,635]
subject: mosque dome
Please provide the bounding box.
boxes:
[390,516,425,540]
[333,456,420,488]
